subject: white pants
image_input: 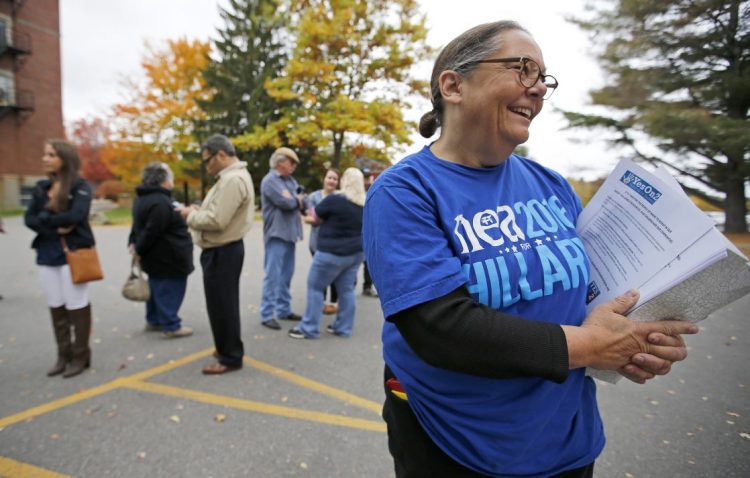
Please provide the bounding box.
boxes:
[38,265,90,310]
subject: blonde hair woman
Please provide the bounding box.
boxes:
[290,168,366,339]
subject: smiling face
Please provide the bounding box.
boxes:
[323,170,339,192]
[42,143,63,175]
[459,29,548,156]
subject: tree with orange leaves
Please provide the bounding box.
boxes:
[105,38,211,191]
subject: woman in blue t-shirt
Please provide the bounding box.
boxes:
[362,21,699,478]
[289,167,366,339]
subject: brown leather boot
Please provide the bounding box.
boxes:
[47,306,71,376]
[62,304,92,378]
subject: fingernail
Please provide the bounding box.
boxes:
[626,289,638,298]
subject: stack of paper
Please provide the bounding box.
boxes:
[576,159,750,383]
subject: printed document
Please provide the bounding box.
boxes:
[577,159,750,383]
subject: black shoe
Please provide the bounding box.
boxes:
[288,328,308,339]
[326,325,347,337]
[362,287,378,297]
[279,313,302,321]
[262,319,282,330]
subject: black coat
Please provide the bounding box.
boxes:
[128,185,194,278]
[24,178,95,266]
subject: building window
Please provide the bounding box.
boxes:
[0,14,11,45]
[0,69,13,106]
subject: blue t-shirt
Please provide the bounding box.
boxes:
[363,146,602,477]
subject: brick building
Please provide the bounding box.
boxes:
[0,0,62,210]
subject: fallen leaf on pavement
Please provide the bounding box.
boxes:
[169,415,181,424]
[214,414,226,422]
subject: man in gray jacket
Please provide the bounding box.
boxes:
[259,147,304,330]
[177,135,254,374]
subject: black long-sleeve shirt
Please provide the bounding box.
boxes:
[390,286,570,383]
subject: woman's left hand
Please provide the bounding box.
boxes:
[618,331,689,384]
[57,225,74,235]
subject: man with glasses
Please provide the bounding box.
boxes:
[259,147,305,330]
[177,134,254,374]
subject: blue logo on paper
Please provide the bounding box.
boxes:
[620,170,662,204]
[586,281,600,305]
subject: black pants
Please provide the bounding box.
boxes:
[363,261,373,290]
[383,366,594,478]
[201,241,244,368]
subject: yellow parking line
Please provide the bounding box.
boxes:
[0,347,382,433]
[125,347,215,381]
[243,356,383,415]
[0,348,213,429]
[0,456,73,478]
[123,380,386,433]
[0,378,126,429]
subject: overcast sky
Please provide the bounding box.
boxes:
[60,0,617,179]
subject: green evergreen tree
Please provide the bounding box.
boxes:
[564,0,749,232]
[197,0,290,196]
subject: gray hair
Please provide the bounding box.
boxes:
[419,21,530,138]
[269,153,285,169]
[201,134,236,157]
[142,162,174,187]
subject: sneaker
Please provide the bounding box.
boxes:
[362,287,378,297]
[279,313,302,321]
[288,327,309,339]
[326,325,347,337]
[322,303,338,315]
[163,327,193,338]
[262,318,282,330]
[144,324,161,332]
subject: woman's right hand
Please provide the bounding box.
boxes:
[563,290,699,376]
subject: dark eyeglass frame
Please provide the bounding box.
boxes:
[472,57,558,99]
[202,152,218,164]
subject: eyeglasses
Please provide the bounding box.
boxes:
[202,152,217,164]
[473,57,558,99]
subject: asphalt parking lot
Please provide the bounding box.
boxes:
[1,216,749,477]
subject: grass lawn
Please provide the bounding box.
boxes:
[103,206,133,225]
[0,209,24,217]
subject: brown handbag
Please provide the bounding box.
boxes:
[60,237,104,284]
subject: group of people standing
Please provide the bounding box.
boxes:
[26,134,373,378]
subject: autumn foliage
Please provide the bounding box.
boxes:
[235,0,431,170]
[105,38,211,189]
[69,117,115,184]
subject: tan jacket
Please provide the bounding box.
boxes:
[187,161,254,249]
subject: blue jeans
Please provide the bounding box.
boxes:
[145,276,187,332]
[260,238,296,322]
[297,251,364,338]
